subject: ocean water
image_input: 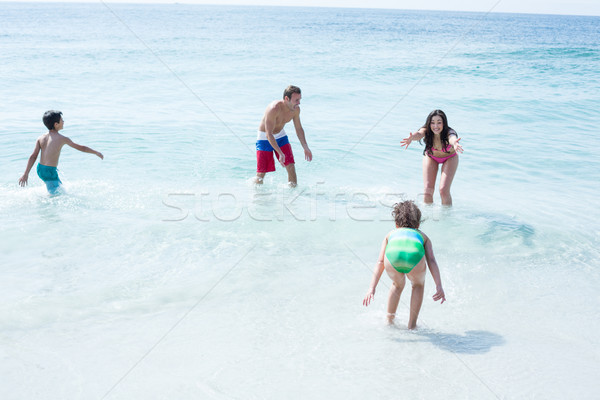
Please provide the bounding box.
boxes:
[1,3,600,399]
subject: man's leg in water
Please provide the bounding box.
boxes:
[285,163,297,187]
[253,173,266,184]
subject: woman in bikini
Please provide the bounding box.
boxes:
[400,109,463,205]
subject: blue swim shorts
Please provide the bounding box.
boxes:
[37,163,62,194]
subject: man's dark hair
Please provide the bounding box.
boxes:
[43,110,63,130]
[283,85,301,100]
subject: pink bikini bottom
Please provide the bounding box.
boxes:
[428,152,457,164]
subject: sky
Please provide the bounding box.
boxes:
[2,0,599,16]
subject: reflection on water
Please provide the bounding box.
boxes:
[421,330,505,354]
[477,215,535,247]
[392,329,505,354]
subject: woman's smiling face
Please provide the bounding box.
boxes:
[430,115,444,134]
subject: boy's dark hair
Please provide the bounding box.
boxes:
[392,200,422,229]
[43,110,63,130]
[283,85,301,100]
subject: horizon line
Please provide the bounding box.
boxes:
[1,1,599,18]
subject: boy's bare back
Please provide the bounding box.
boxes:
[37,132,68,167]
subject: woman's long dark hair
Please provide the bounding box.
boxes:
[421,109,452,155]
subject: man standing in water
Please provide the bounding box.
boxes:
[253,85,312,187]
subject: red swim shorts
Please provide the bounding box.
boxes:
[256,143,295,173]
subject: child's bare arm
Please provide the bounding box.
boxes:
[65,137,104,159]
[19,139,41,186]
[363,235,388,306]
[423,236,446,303]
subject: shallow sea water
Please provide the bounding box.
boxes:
[1,4,600,399]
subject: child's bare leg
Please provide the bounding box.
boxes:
[387,280,405,324]
[384,259,406,324]
[253,172,266,184]
[406,258,427,330]
[407,283,424,329]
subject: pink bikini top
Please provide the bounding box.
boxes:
[432,144,453,153]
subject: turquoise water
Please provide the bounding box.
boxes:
[2,3,600,399]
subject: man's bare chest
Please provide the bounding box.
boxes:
[275,112,294,126]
